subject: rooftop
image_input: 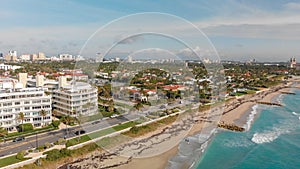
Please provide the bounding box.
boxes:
[59,82,95,92]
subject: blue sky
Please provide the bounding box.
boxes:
[1,0,300,61]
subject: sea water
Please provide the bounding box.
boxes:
[196,89,300,169]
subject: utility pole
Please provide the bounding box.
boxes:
[35,133,38,148]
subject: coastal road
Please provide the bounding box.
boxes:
[0,97,196,157]
[0,113,139,157]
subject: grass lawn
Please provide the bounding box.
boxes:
[1,126,54,141]
[0,156,30,168]
[123,114,178,137]
[66,121,138,147]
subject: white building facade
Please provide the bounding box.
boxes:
[0,87,52,131]
[0,63,22,71]
[52,82,98,117]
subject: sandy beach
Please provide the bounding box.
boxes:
[57,77,300,169]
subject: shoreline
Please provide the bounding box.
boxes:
[119,83,293,169]
[54,78,300,169]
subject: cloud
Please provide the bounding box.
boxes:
[284,2,300,10]
[114,35,144,44]
[236,44,243,48]
[177,46,216,60]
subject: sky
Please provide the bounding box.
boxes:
[1,0,300,61]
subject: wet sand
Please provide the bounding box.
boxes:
[59,78,299,169]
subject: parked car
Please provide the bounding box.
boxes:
[13,136,25,142]
[75,130,86,135]
[110,114,118,118]
[160,105,166,109]
[91,120,100,125]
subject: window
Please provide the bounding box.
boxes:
[33,117,42,121]
[42,99,50,103]
[32,106,41,110]
[3,103,12,106]
[32,100,41,104]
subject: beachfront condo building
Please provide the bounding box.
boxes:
[0,79,52,131]
[52,82,98,117]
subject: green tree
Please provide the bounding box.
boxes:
[74,112,83,142]
[61,115,73,137]
[17,112,25,132]
[39,109,47,127]
[133,102,143,111]
[0,127,8,142]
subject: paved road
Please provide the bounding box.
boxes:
[0,97,196,157]
[0,114,139,157]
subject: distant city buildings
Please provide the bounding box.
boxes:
[0,63,22,71]
[20,54,31,61]
[96,53,103,62]
[289,57,297,68]
[59,54,73,61]
[127,55,133,63]
[9,50,17,57]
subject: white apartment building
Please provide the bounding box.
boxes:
[0,84,52,131]
[52,82,98,117]
[59,54,73,61]
[27,75,59,94]
[0,63,22,71]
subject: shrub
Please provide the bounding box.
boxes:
[44,142,52,149]
[56,138,66,145]
[65,140,73,147]
[60,148,71,157]
[51,120,60,129]
[129,126,139,134]
[44,149,60,161]
[18,123,33,132]
[43,148,71,161]
[16,150,26,160]
[37,145,45,152]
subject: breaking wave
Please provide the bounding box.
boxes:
[244,105,259,131]
[251,123,292,144]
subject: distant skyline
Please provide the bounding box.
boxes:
[1,0,300,61]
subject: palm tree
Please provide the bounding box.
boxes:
[0,127,8,140]
[17,112,25,132]
[74,112,83,142]
[61,115,73,137]
[134,102,143,111]
[39,109,47,127]
[52,110,58,117]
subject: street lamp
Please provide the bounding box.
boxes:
[35,133,38,148]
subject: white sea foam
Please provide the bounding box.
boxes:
[274,93,284,104]
[244,105,259,131]
[251,125,291,144]
[223,137,253,147]
[251,131,280,144]
[292,112,299,116]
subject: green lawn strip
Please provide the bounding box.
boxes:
[114,102,132,109]
[0,155,30,168]
[66,121,138,147]
[1,126,55,141]
[123,114,178,137]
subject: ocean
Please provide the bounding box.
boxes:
[196,88,300,169]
